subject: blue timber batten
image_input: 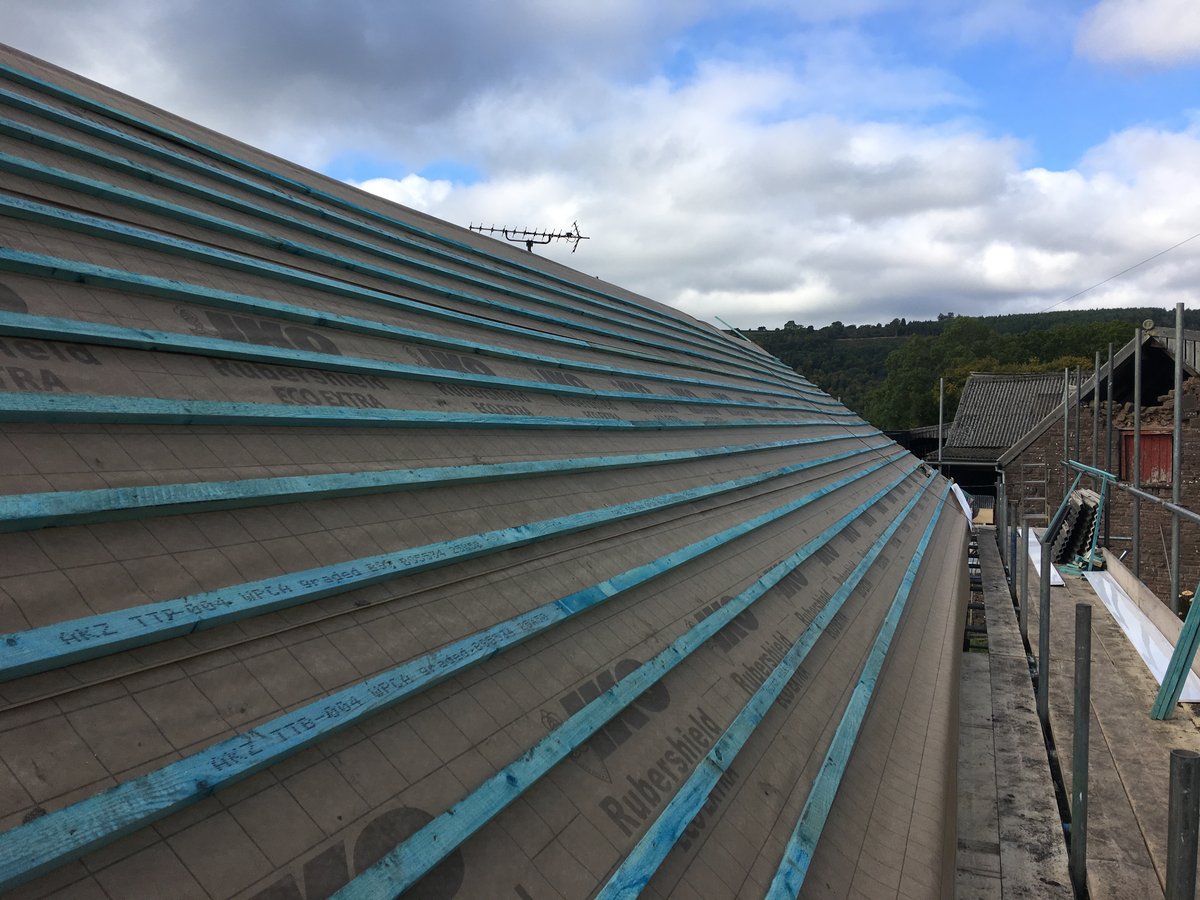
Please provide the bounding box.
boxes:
[0,148,791,374]
[597,478,950,898]
[0,445,900,681]
[0,432,879,532]
[0,188,787,385]
[332,469,928,899]
[0,246,835,406]
[0,46,968,900]
[0,310,837,415]
[0,68,809,384]
[0,391,849,429]
[0,457,915,892]
[766,482,952,896]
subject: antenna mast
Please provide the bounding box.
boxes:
[469,221,589,253]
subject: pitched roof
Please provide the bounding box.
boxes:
[998,329,1200,467]
[888,423,945,440]
[0,45,967,898]
[942,372,1071,463]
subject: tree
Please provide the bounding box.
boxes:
[742,308,1160,430]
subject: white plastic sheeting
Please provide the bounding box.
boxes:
[1085,570,1200,702]
[1026,528,1065,587]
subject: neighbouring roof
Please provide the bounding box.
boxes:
[0,45,968,899]
[941,372,1072,464]
[998,329,1200,467]
[888,423,945,441]
[1158,329,1200,378]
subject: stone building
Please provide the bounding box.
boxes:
[998,329,1200,606]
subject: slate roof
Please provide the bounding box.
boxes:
[906,423,946,440]
[998,329,1200,467]
[0,45,968,899]
[941,372,1071,463]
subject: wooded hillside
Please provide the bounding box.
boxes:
[745,308,1200,431]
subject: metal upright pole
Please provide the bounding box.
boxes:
[1020,515,1031,642]
[1172,303,1184,614]
[1000,480,1008,571]
[1080,367,1089,465]
[1062,367,1070,489]
[1105,342,1114,546]
[1134,326,1143,580]
[996,477,1005,569]
[994,476,1000,558]
[938,376,944,468]
[1092,350,1101,472]
[1038,537,1052,729]
[1009,503,1017,590]
[1167,748,1200,900]
[1006,495,1013,573]
[1071,603,1092,893]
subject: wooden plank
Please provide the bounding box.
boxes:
[329,470,926,899]
[955,651,1003,898]
[0,445,902,680]
[977,532,1073,898]
[1029,563,1187,898]
[0,456,918,893]
[0,246,827,406]
[597,479,945,899]
[0,432,880,532]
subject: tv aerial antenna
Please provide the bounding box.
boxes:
[468,220,589,253]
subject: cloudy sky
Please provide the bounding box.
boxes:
[4,1,1200,328]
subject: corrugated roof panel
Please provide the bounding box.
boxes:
[944,372,1069,460]
[0,45,968,899]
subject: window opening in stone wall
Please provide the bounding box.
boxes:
[1120,430,1172,485]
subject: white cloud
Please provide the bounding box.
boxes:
[365,56,1200,328]
[4,1,1200,330]
[926,0,1077,48]
[1077,0,1200,66]
[353,175,452,212]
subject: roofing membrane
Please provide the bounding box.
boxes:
[0,45,968,899]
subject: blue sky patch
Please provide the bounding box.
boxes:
[321,149,408,182]
[419,159,483,184]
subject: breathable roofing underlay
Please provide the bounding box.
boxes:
[0,45,968,899]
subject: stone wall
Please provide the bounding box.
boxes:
[1005,377,1200,606]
